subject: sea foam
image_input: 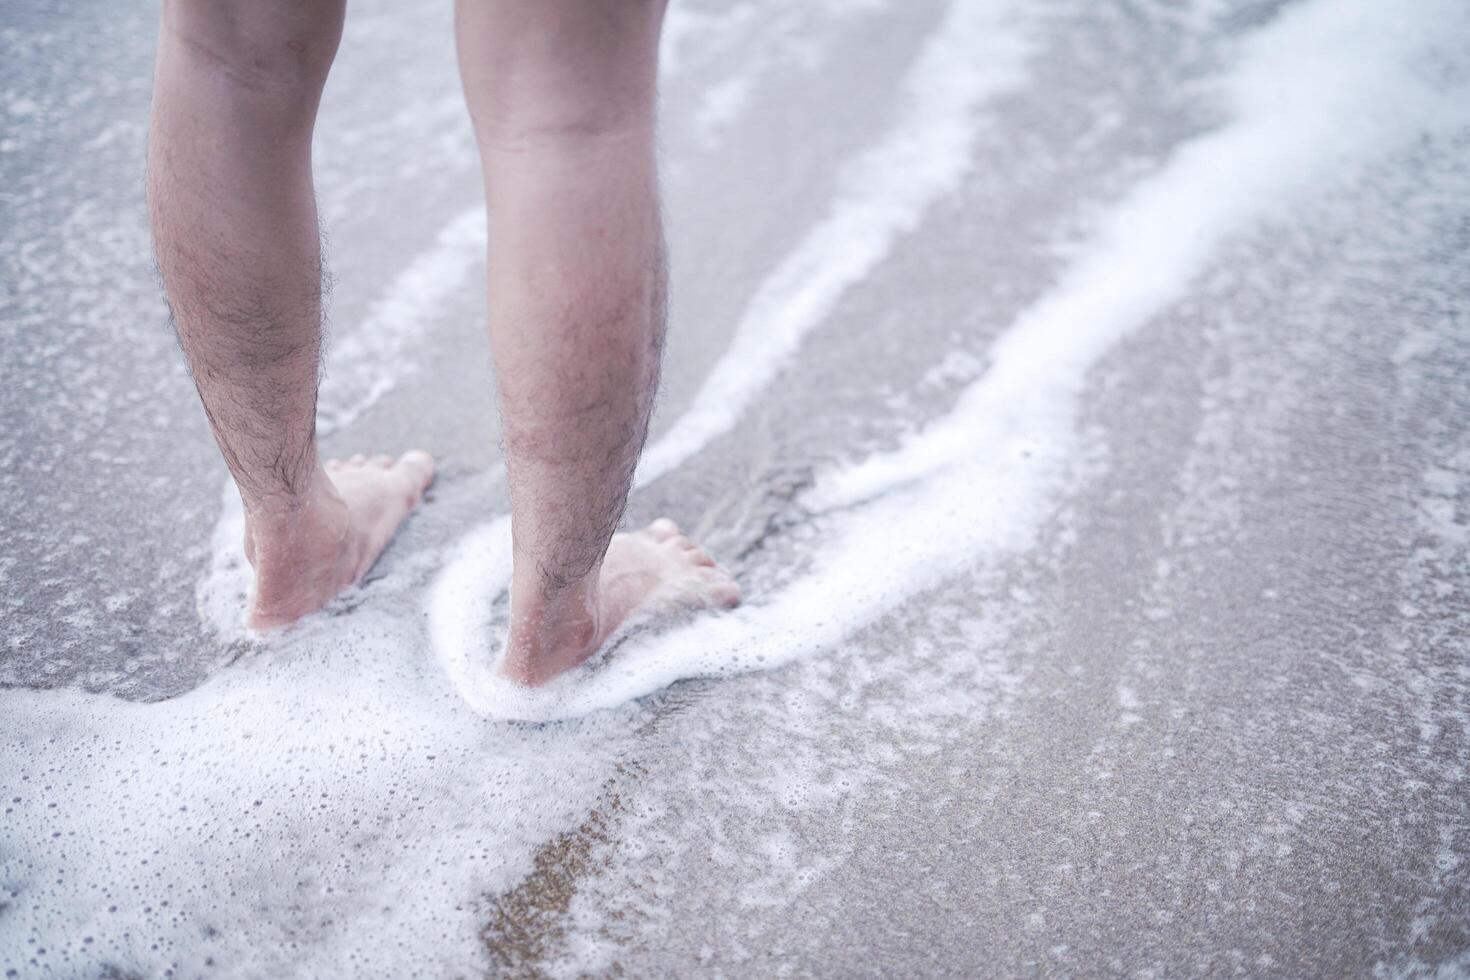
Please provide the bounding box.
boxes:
[426,0,1466,721]
[2,0,1465,975]
[636,0,1033,485]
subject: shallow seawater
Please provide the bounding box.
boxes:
[4,0,1470,976]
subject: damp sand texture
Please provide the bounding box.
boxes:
[3,0,1470,977]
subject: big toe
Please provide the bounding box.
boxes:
[648,517,681,542]
[396,449,436,489]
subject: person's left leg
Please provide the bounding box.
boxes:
[148,0,434,628]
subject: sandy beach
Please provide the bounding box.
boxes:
[2,0,1469,974]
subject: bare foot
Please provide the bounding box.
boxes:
[500,518,741,686]
[243,450,435,629]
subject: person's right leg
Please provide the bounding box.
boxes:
[149,0,434,629]
[455,0,739,686]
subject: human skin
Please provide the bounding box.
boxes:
[147,0,738,683]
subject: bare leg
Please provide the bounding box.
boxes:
[455,0,738,686]
[148,0,433,629]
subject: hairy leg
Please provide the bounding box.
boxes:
[149,0,433,629]
[456,0,737,685]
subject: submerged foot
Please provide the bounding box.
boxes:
[244,450,435,629]
[501,518,741,686]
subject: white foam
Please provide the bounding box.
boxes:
[428,0,1468,721]
[427,514,515,707]
[692,73,757,147]
[196,481,251,636]
[7,0,1466,973]
[196,480,453,645]
[316,208,485,434]
[812,0,1469,511]
[426,0,1034,719]
[635,0,1033,484]
[0,613,635,978]
[658,3,749,79]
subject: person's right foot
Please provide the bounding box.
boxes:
[244,450,435,630]
[500,518,741,686]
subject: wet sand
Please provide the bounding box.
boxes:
[2,0,1469,975]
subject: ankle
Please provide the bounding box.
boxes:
[501,569,603,685]
[243,468,350,566]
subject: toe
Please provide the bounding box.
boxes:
[350,453,367,465]
[712,581,742,608]
[324,458,342,471]
[691,549,716,567]
[649,517,681,541]
[668,534,696,551]
[396,450,436,488]
[371,454,394,468]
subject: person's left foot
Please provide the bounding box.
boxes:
[243,450,435,629]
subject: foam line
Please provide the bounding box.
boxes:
[635,0,1032,484]
[428,0,1033,715]
[428,513,514,712]
[812,0,1469,511]
[317,207,485,434]
[429,0,1467,721]
[315,0,966,443]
